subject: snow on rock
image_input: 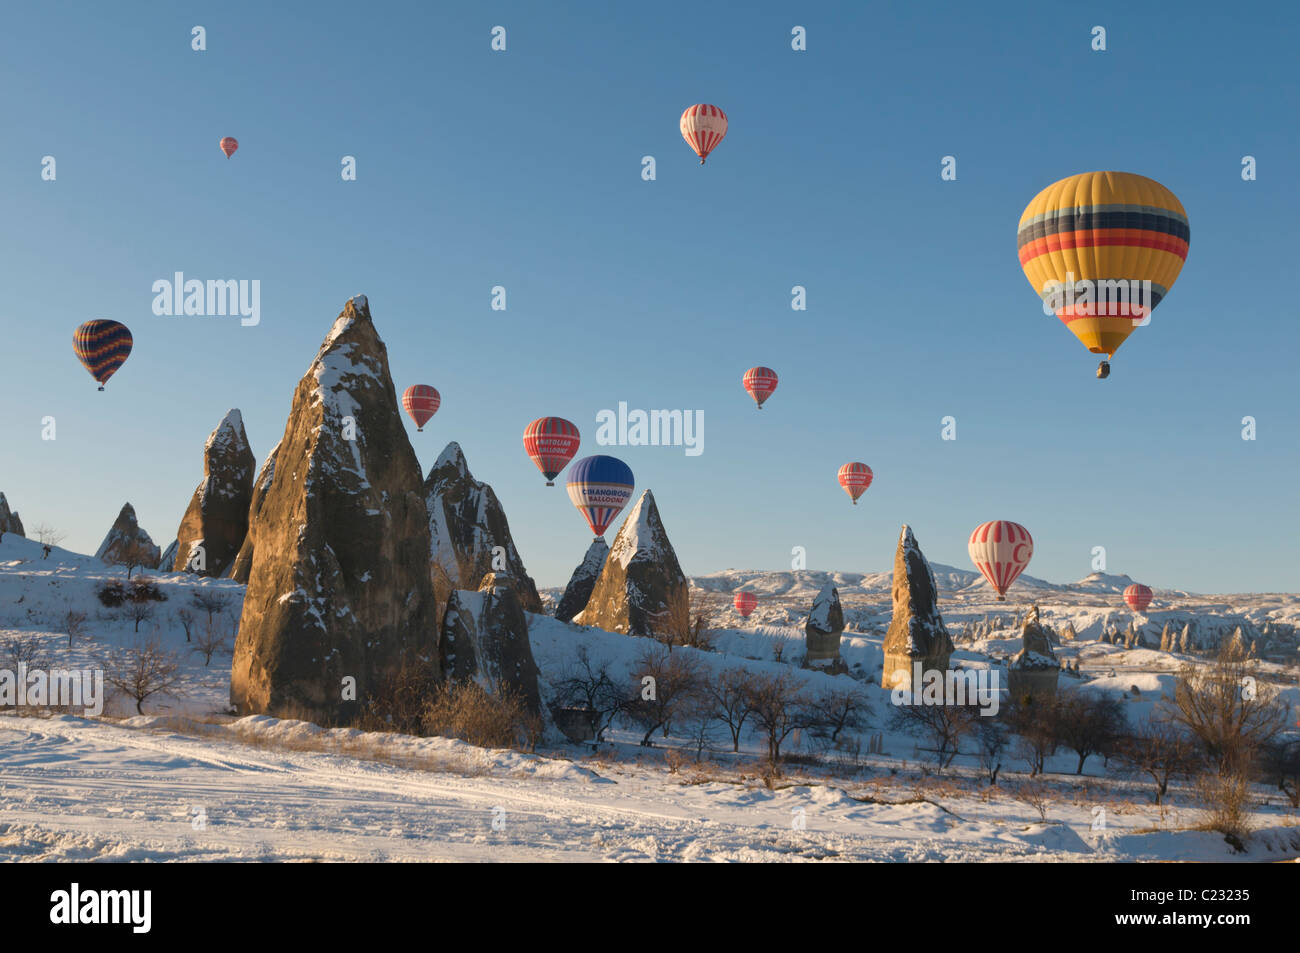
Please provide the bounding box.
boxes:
[94,503,161,569]
[575,490,689,642]
[882,525,954,691]
[0,492,24,538]
[804,583,847,672]
[555,537,608,623]
[440,572,542,716]
[169,408,256,577]
[231,296,439,721]
[424,441,541,613]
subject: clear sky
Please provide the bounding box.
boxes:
[1,1,1296,593]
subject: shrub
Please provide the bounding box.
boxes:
[423,681,542,751]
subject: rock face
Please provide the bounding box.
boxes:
[575,490,689,642]
[230,296,440,721]
[170,409,256,576]
[1008,605,1059,701]
[440,572,541,716]
[227,442,280,583]
[555,538,608,623]
[882,525,954,692]
[804,583,847,673]
[425,442,541,614]
[0,493,24,538]
[95,503,161,569]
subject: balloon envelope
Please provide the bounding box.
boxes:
[968,520,1033,601]
[401,385,440,431]
[733,591,757,618]
[837,462,873,504]
[523,417,581,485]
[1124,584,1153,613]
[1018,171,1189,362]
[73,320,133,389]
[219,137,238,158]
[566,455,634,538]
[680,104,727,163]
[742,366,778,409]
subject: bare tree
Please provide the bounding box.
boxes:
[63,610,88,649]
[125,600,156,633]
[808,685,873,745]
[104,539,158,579]
[1007,696,1062,776]
[744,669,814,766]
[32,523,65,559]
[890,697,982,769]
[976,718,1007,785]
[193,614,235,666]
[101,636,182,714]
[1257,737,1300,809]
[550,646,631,743]
[625,646,705,746]
[3,633,48,673]
[708,666,755,753]
[1171,640,1287,776]
[1055,692,1128,775]
[1114,716,1202,811]
[190,590,231,626]
[176,608,195,643]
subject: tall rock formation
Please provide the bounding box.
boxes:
[1008,605,1059,702]
[555,538,608,623]
[804,583,848,673]
[0,493,24,539]
[230,296,440,721]
[440,572,542,716]
[170,409,256,576]
[95,503,161,569]
[425,442,541,614]
[574,490,689,642]
[227,442,279,583]
[882,525,954,692]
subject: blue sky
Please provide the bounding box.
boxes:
[1,1,1296,592]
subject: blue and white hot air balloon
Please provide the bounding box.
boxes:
[566,455,635,538]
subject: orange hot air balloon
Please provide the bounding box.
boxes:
[837,463,873,505]
[733,591,757,619]
[219,137,239,158]
[680,104,727,164]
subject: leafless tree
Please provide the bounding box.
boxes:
[125,600,155,633]
[1007,696,1062,776]
[64,610,88,649]
[625,646,705,746]
[1171,640,1287,776]
[976,718,1008,785]
[707,666,755,753]
[193,615,235,666]
[550,646,631,743]
[176,608,195,643]
[1055,692,1128,775]
[1257,737,1300,809]
[33,523,65,559]
[3,633,48,673]
[808,685,872,745]
[891,696,982,769]
[744,669,815,766]
[190,590,231,626]
[101,636,183,714]
[1114,716,1202,811]
[104,539,158,579]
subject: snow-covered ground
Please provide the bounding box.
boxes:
[2,535,1298,862]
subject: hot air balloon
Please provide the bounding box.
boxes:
[219,137,238,158]
[566,455,635,539]
[837,463,873,505]
[742,366,778,410]
[733,591,757,618]
[523,417,581,486]
[401,385,440,431]
[1018,171,1189,379]
[680,104,727,164]
[73,320,133,391]
[968,520,1033,602]
[1124,583,1153,613]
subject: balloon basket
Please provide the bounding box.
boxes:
[97,386,104,392]
[545,482,554,487]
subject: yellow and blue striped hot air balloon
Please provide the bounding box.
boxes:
[1017,171,1189,378]
[73,320,133,390]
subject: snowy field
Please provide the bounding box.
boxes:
[2,534,1298,862]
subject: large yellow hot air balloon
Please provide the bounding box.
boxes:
[1017,171,1189,378]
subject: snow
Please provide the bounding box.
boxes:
[610,490,665,569]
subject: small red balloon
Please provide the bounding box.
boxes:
[219,137,239,158]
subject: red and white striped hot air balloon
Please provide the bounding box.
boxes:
[219,137,238,158]
[401,384,440,431]
[968,520,1034,602]
[742,366,778,409]
[1124,583,1153,613]
[523,416,581,486]
[733,591,757,618]
[680,104,728,164]
[837,463,873,505]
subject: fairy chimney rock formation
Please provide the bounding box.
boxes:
[0,493,24,539]
[1008,605,1060,701]
[95,503,161,569]
[574,490,689,642]
[882,525,954,692]
[171,409,256,576]
[555,538,609,623]
[230,295,440,721]
[804,583,848,673]
[227,442,279,583]
[440,572,542,716]
[425,442,542,613]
